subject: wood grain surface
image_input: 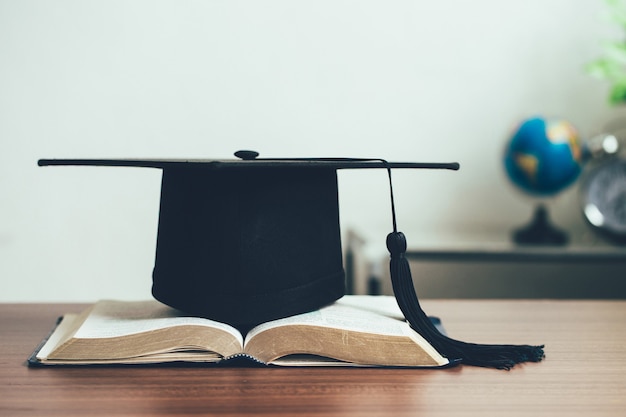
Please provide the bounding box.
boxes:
[1,300,625,416]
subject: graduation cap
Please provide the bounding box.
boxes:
[39,150,544,369]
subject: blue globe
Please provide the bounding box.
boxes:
[504,117,583,196]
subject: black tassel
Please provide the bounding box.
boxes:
[386,231,545,370]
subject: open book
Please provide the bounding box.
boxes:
[30,296,450,367]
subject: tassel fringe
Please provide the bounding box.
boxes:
[387,232,545,370]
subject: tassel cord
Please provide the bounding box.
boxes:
[389,248,544,369]
[382,163,544,370]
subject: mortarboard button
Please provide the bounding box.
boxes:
[234,150,260,160]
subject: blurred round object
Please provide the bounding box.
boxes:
[581,158,626,243]
[504,117,583,196]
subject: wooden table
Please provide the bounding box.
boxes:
[1,300,625,416]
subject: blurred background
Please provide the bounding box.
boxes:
[1,0,625,302]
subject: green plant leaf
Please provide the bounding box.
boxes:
[604,41,626,65]
[587,0,626,105]
[609,82,626,104]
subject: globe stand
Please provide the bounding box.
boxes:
[513,204,568,246]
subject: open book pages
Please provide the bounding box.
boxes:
[32,296,450,367]
[245,297,445,365]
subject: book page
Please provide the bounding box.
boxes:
[245,296,412,346]
[334,295,405,319]
[74,300,243,347]
[244,295,447,366]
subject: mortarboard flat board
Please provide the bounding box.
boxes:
[39,151,544,369]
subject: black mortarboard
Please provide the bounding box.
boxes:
[39,151,544,369]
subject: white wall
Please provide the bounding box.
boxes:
[0,0,621,301]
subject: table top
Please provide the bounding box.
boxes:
[1,300,625,416]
